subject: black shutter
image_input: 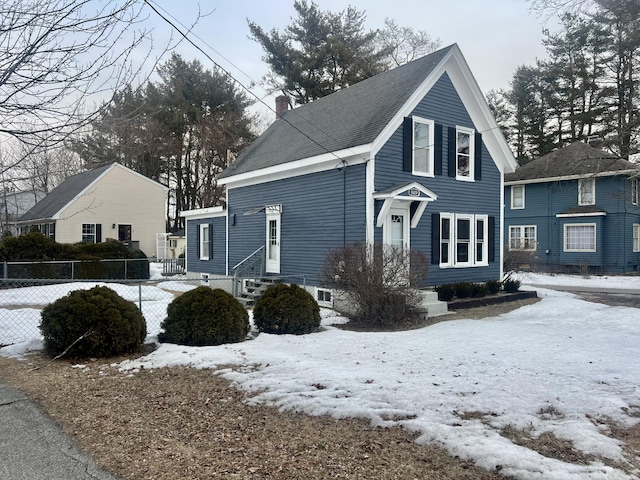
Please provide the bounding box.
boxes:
[431,213,440,265]
[209,224,213,259]
[96,224,102,243]
[488,216,495,263]
[447,127,456,177]
[434,123,443,175]
[475,132,483,180]
[403,117,412,172]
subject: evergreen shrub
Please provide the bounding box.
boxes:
[503,278,521,293]
[435,284,456,301]
[453,282,474,298]
[158,287,249,346]
[253,283,321,334]
[486,279,502,294]
[472,282,490,297]
[39,286,147,358]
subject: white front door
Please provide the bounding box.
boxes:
[384,207,409,250]
[265,211,281,273]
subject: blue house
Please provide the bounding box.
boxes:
[504,142,640,274]
[182,44,518,302]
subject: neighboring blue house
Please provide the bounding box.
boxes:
[182,44,518,302]
[504,142,640,274]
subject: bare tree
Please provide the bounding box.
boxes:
[377,18,441,68]
[0,0,160,154]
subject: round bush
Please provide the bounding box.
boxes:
[253,283,321,335]
[40,286,147,358]
[158,287,249,346]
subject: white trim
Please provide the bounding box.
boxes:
[631,178,639,205]
[499,174,505,280]
[504,169,639,186]
[199,223,210,260]
[366,153,375,244]
[633,223,640,252]
[454,126,475,181]
[563,223,596,252]
[439,212,488,268]
[510,184,525,209]
[374,182,438,229]
[383,207,410,249]
[265,209,281,274]
[181,206,226,219]
[556,211,606,218]
[219,145,370,188]
[411,116,435,177]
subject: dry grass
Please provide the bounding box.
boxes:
[2,297,638,479]
[0,354,502,480]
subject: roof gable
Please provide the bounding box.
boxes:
[19,163,167,222]
[220,45,516,185]
[505,143,639,183]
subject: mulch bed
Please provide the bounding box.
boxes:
[447,290,538,310]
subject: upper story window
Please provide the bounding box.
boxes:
[199,223,210,260]
[578,178,595,206]
[456,127,475,181]
[632,178,639,205]
[412,117,434,176]
[511,185,525,209]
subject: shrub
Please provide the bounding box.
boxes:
[435,284,455,301]
[472,282,490,297]
[159,287,249,346]
[39,286,147,358]
[486,279,502,294]
[320,243,428,327]
[503,278,521,293]
[453,282,474,299]
[253,283,321,334]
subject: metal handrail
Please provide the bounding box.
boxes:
[232,246,265,297]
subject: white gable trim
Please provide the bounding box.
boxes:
[371,45,517,175]
[181,206,226,220]
[219,145,371,189]
[505,169,639,186]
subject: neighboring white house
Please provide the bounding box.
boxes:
[0,189,45,236]
[17,163,168,256]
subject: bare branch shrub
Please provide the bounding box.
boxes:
[320,243,428,327]
[503,247,536,278]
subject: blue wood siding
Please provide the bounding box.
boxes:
[375,73,503,285]
[186,216,226,275]
[505,175,640,273]
[227,164,367,281]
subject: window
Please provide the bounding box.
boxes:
[633,224,640,252]
[564,224,596,252]
[440,213,488,267]
[199,224,210,260]
[412,117,434,176]
[511,185,525,209]
[632,178,639,205]
[456,127,475,180]
[578,178,595,206]
[82,223,96,243]
[316,288,333,306]
[509,225,537,250]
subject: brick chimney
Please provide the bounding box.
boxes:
[275,95,289,119]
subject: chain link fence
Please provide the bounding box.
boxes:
[0,277,230,347]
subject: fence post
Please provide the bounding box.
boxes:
[124,259,128,279]
[3,261,6,279]
[138,282,142,311]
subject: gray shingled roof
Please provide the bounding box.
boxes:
[19,164,112,222]
[505,142,638,182]
[220,45,456,179]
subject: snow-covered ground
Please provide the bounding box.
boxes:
[2,273,640,480]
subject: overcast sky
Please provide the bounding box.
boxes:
[148,0,553,119]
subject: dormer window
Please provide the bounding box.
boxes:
[511,185,525,209]
[578,178,595,206]
[412,117,434,176]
